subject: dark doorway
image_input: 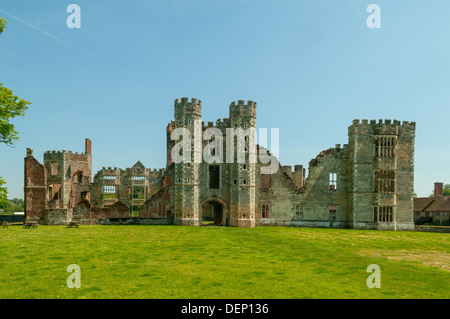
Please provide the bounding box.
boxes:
[201,200,224,226]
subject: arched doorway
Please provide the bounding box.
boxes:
[200,198,228,226]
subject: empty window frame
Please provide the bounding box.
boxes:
[374,170,395,193]
[132,176,145,181]
[295,204,304,220]
[101,185,117,199]
[329,205,337,220]
[375,136,395,158]
[209,165,220,189]
[261,204,270,219]
[132,186,145,199]
[103,175,116,180]
[329,173,337,190]
[373,206,393,222]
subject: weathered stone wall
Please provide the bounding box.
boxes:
[45,209,70,225]
[414,225,450,233]
[24,149,47,222]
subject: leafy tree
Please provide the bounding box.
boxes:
[0,18,31,203]
[0,177,7,206]
[0,18,6,34]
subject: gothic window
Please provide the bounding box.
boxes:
[261,204,270,219]
[329,173,337,190]
[209,165,220,189]
[373,206,393,222]
[374,170,395,193]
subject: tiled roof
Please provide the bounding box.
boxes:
[425,196,450,212]
[413,197,434,212]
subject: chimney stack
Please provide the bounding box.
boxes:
[434,182,443,198]
[85,138,92,155]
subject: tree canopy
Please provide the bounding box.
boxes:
[0,17,31,204]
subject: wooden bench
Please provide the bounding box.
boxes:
[1,221,8,228]
[23,222,38,228]
[67,221,80,228]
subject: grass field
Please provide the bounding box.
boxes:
[0,225,449,299]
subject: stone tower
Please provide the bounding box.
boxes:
[348,119,415,230]
[173,98,202,226]
[228,100,257,227]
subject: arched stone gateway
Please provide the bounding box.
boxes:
[200,198,228,226]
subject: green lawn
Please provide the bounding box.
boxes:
[0,225,448,299]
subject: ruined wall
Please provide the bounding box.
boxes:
[139,164,173,219]
[300,145,350,228]
[91,163,165,214]
[24,148,47,222]
[44,139,92,210]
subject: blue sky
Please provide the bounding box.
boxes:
[1,0,449,199]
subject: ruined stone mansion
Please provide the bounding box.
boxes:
[24,98,416,230]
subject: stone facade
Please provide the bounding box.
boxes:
[24,98,416,230]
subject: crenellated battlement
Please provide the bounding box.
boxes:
[349,118,416,136]
[229,100,257,108]
[174,97,202,117]
[351,119,416,127]
[229,100,257,121]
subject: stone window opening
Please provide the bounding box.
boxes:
[81,191,88,200]
[132,176,145,181]
[329,205,337,220]
[77,172,83,183]
[101,185,117,199]
[132,187,145,199]
[261,204,270,219]
[375,136,395,158]
[375,170,395,193]
[209,165,220,189]
[103,175,116,180]
[329,173,337,190]
[373,206,393,222]
[295,204,304,220]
